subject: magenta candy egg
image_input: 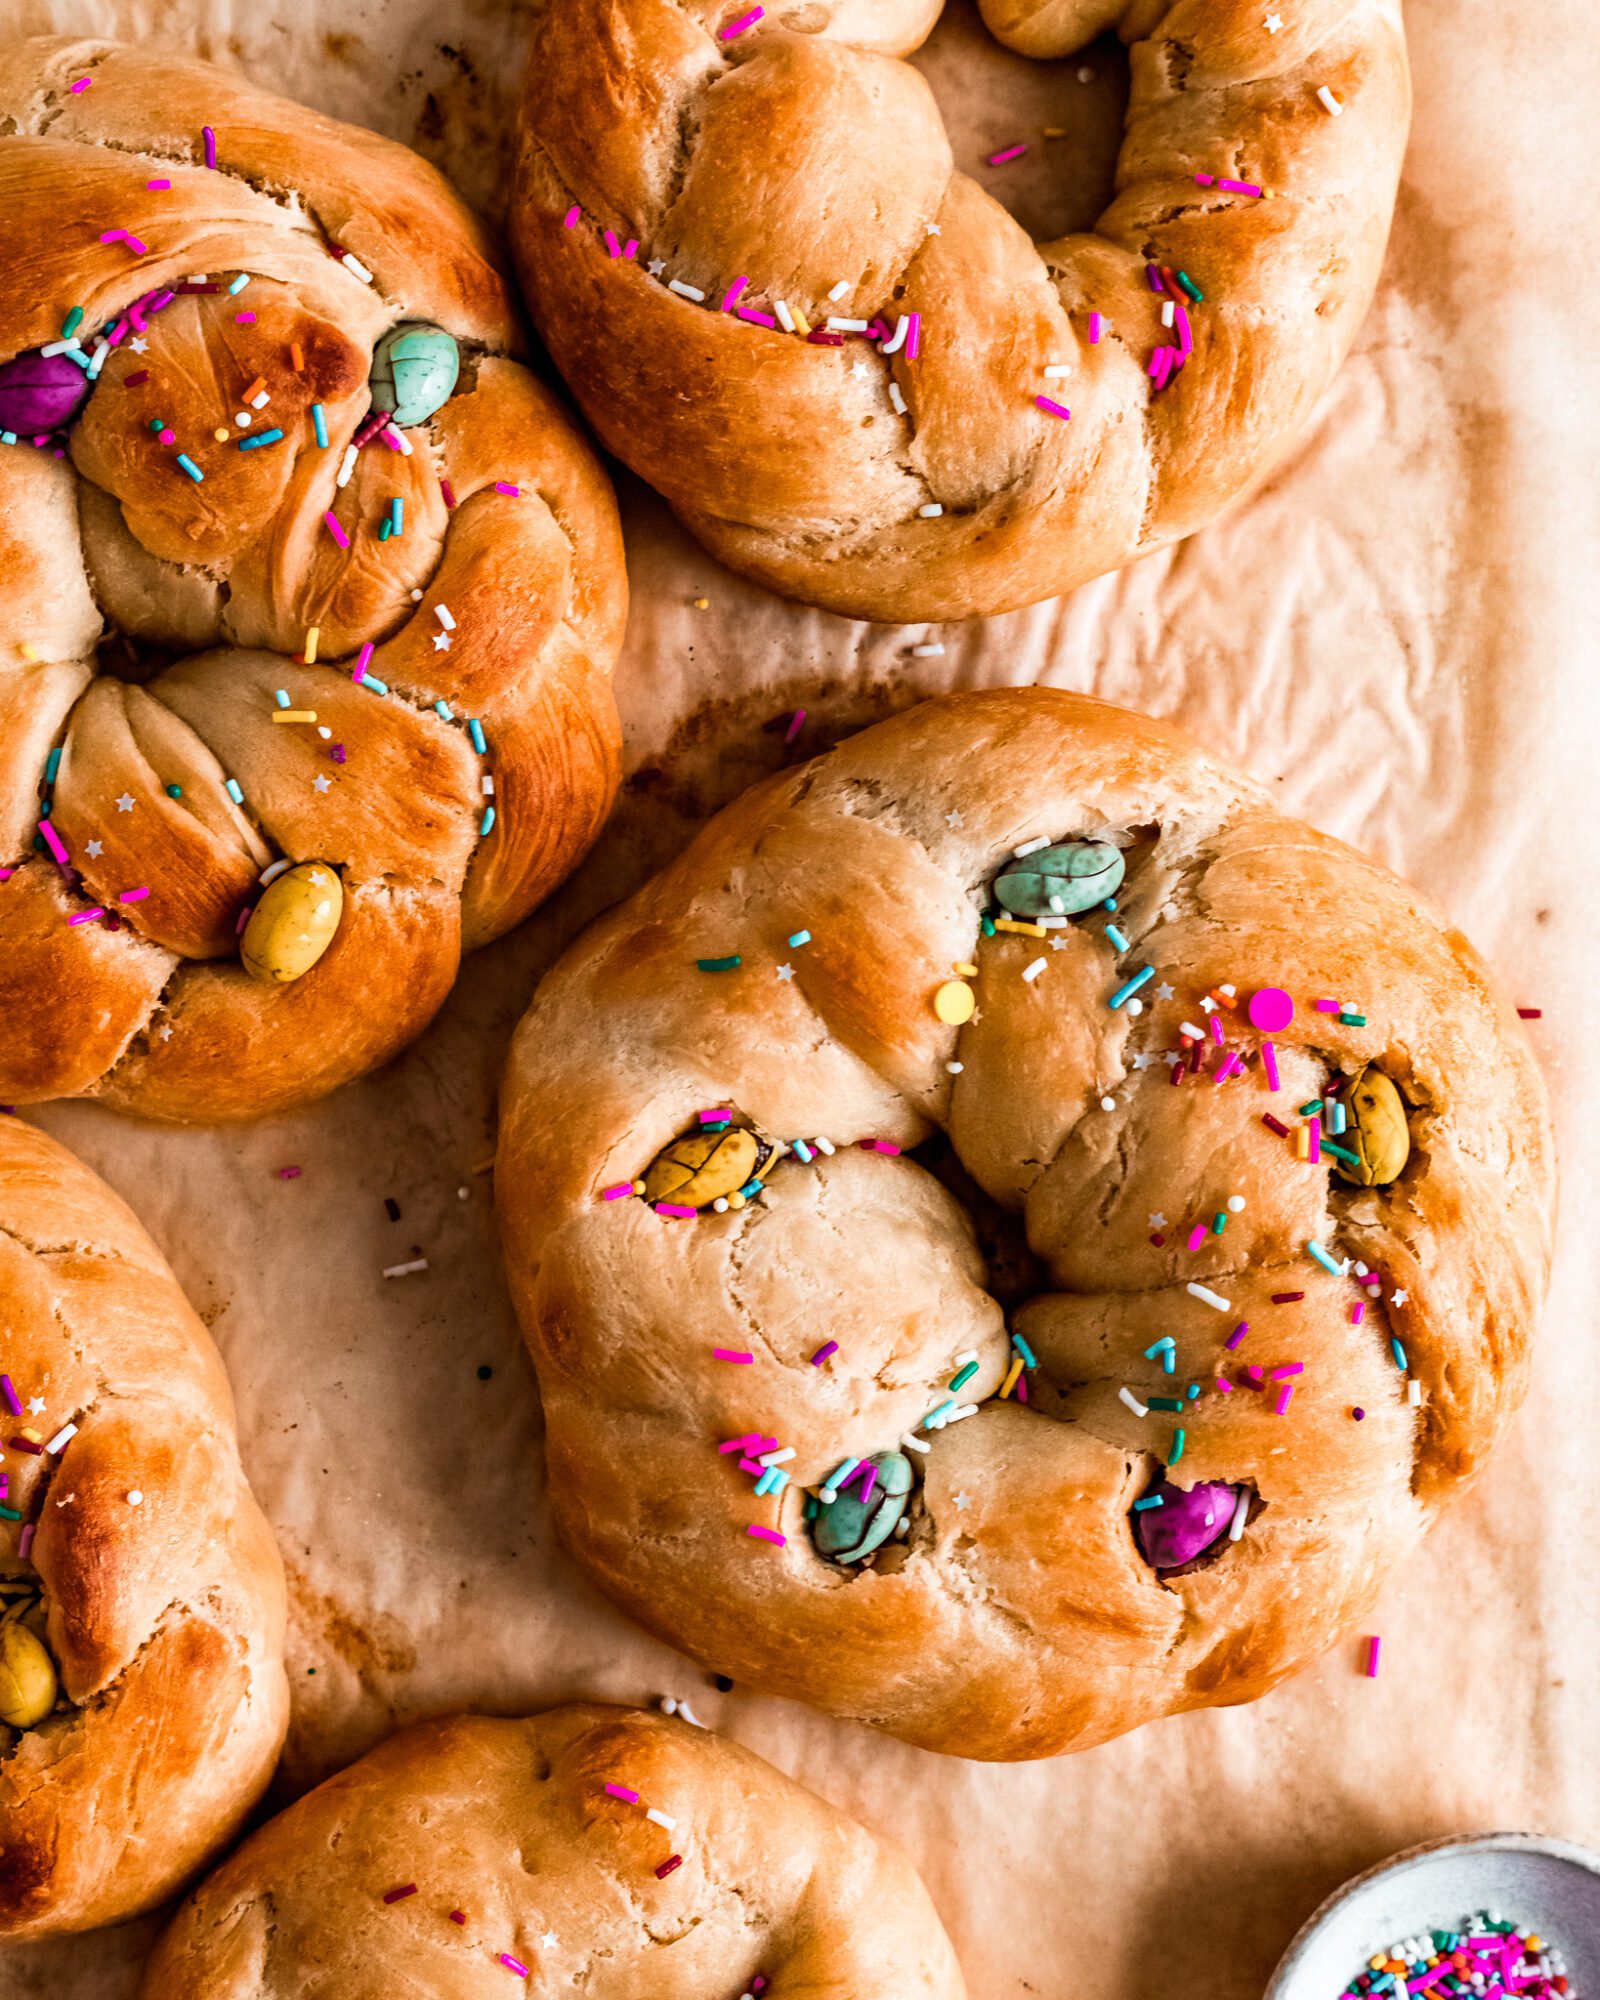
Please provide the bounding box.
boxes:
[1133,1478,1242,1570]
[0,349,92,434]
[1247,986,1294,1032]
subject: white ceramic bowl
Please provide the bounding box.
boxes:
[1265,1832,1600,1999]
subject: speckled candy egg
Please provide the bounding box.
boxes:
[0,1622,57,1729]
[369,322,460,428]
[814,1451,915,1563]
[994,839,1125,919]
[1335,1067,1412,1187]
[1133,1478,1242,1571]
[641,1126,761,1209]
[0,347,92,434]
[240,862,344,985]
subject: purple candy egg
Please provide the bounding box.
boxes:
[0,349,92,434]
[1134,1478,1242,1570]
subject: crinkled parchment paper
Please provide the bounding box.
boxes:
[3,0,1596,1993]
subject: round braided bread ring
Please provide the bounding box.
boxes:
[497,691,1554,1760]
[511,0,1410,621]
[140,1705,967,1998]
[0,1119,286,1937]
[0,40,626,1123]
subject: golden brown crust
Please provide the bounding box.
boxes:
[496,689,1556,1759]
[140,1705,967,1999]
[510,0,1409,620]
[0,39,626,1123]
[0,1117,287,1938]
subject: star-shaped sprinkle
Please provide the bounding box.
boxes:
[129,337,148,353]
[945,808,964,828]
[927,223,942,235]
[647,259,666,276]
[775,964,794,982]
[540,1933,559,1950]
[85,839,103,858]
[1391,1289,1408,1307]
[1265,12,1283,29]
[1149,1213,1167,1228]
[26,1398,44,1415]
[116,793,135,812]
[158,1024,174,1040]
[850,360,869,379]
[1049,936,1068,951]
[312,774,332,793]
[952,1491,971,1509]
[1161,1050,1181,1067]
[1155,982,1175,1001]
[1200,995,1218,1013]
[1131,1052,1153,1070]
[431,630,452,652]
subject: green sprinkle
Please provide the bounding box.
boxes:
[1213,1211,1227,1233]
[61,305,84,338]
[166,784,182,799]
[44,748,61,784]
[0,1504,20,1522]
[148,417,165,432]
[981,915,996,937]
[804,1496,820,1520]
[1298,1099,1324,1117]
[1322,1139,1361,1168]
[787,929,812,947]
[697,955,741,972]
[1168,1427,1186,1466]
[378,519,391,542]
[1340,1011,1368,1026]
[1148,1396,1184,1412]
[1176,270,1203,303]
[948,1361,979,1392]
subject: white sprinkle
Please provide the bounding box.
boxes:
[812,1136,836,1156]
[411,588,423,602]
[826,316,869,332]
[1013,836,1051,857]
[1119,1387,1148,1418]
[250,389,270,410]
[435,603,456,629]
[774,298,796,332]
[674,1699,707,1728]
[1228,1490,1250,1539]
[86,338,109,378]
[336,443,359,487]
[1125,997,1144,1016]
[1099,1094,1116,1111]
[482,775,495,796]
[127,1489,143,1505]
[383,1258,429,1278]
[900,1432,931,1454]
[318,726,332,740]
[258,858,293,887]
[911,642,945,656]
[1037,916,1067,930]
[341,252,374,283]
[660,1695,678,1715]
[756,1447,796,1467]
[1180,1020,1206,1039]
[1022,956,1046,983]
[1044,364,1072,378]
[946,1403,979,1423]
[1077,64,1093,81]
[40,338,81,357]
[1186,1282,1232,1312]
[918,502,944,518]
[1161,300,1175,327]
[1317,85,1343,115]
[888,382,908,415]
[44,1423,77,1455]
[645,1807,677,1830]
[945,1060,964,1075]
[668,279,706,300]
[1407,1377,1422,1405]
[712,1198,729,1213]
[1227,1195,1246,1213]
[235,411,253,426]
[827,280,850,302]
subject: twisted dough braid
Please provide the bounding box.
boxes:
[141,1706,967,1998]
[0,1118,286,1938]
[497,691,1553,1759]
[512,0,1408,621]
[0,40,626,1122]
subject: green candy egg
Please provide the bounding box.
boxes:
[370,322,460,427]
[813,1451,914,1564]
[994,839,1125,919]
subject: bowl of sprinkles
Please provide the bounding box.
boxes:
[1265,1833,1600,2000]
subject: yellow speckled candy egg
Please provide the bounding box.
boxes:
[241,862,344,985]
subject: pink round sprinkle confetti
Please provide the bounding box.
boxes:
[1247,986,1294,1032]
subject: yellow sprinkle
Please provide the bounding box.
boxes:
[1043,126,1068,137]
[19,642,40,662]
[998,1356,1024,1398]
[791,302,811,335]
[692,597,709,610]
[1294,1125,1310,1159]
[213,427,231,441]
[271,709,318,724]
[952,961,979,978]
[933,979,976,1026]
[304,625,320,664]
[995,917,1045,937]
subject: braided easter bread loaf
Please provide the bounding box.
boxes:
[0,1117,286,1937]
[0,39,626,1123]
[510,0,1409,621]
[496,690,1554,1760]
[140,1704,967,1998]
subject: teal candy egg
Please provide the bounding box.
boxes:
[369,322,459,427]
[813,1451,914,1564]
[995,840,1125,918]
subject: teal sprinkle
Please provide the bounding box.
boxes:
[1132,1495,1164,1512]
[1168,1427,1186,1466]
[238,427,284,450]
[736,1179,764,1199]
[311,402,329,447]
[227,272,251,295]
[1011,1333,1037,1367]
[45,748,61,783]
[0,1504,20,1522]
[1108,965,1154,1009]
[1176,270,1203,303]
[1213,1211,1227,1233]
[1147,1396,1184,1412]
[38,799,51,820]
[58,348,91,373]
[825,1458,860,1496]
[175,453,204,481]
[468,718,487,754]
[390,496,403,536]
[922,1398,958,1430]
[1322,1139,1361,1168]
[753,1466,781,1498]
[1390,1337,1407,1370]
[981,915,996,937]
[1185,1383,1200,1400]
[949,1361,979,1392]
[1306,1239,1342,1276]
[225,778,244,805]
[1105,924,1129,951]
[166,784,182,800]
[275,689,291,707]
[2,432,17,444]
[1161,1347,1175,1374]
[361,673,389,695]
[1143,1338,1175,1360]
[697,955,741,972]
[434,700,453,720]
[787,929,811,947]
[792,1140,815,1163]
[61,305,84,338]
[479,806,496,837]
[378,519,392,542]
[1102,896,1117,911]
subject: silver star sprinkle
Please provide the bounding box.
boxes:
[775,964,794,982]
[129,337,148,353]
[945,808,964,828]
[312,774,332,794]
[952,1491,971,1509]
[432,630,452,651]
[1391,1289,1408,1307]
[26,1398,44,1415]
[115,793,135,812]
[1156,982,1175,1001]
[85,839,104,858]
[1149,1213,1167,1227]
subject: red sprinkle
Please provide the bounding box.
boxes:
[449,1911,467,1924]
[1517,1007,1542,1019]
[382,1884,418,1904]
[1270,1291,1305,1305]
[655,1855,683,1879]
[123,369,150,386]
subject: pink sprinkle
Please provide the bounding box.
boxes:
[1218,178,1263,198]
[738,1457,765,1475]
[0,1377,20,1417]
[323,510,350,548]
[70,76,90,92]
[276,1166,302,1180]
[1225,1322,1249,1351]
[1195,172,1215,186]
[601,1182,635,1201]
[68,908,105,925]
[718,6,764,37]
[1214,1052,1242,1083]
[118,886,149,903]
[382,1884,418,1904]
[1035,395,1072,421]
[203,125,217,169]
[234,311,256,324]
[100,229,127,243]
[1175,303,1193,354]
[1186,1224,1206,1252]
[17,1525,33,1560]
[713,1348,754,1364]
[623,239,638,260]
[747,1523,786,1546]
[1015,1374,1028,1403]
[719,1433,768,1454]
[604,229,623,258]
[38,821,69,866]
[987,143,1028,166]
[563,205,581,227]
[1365,1634,1381,1677]
[353,641,375,684]
[720,276,749,312]
[1149,346,1174,388]
[498,1956,529,1978]
[1315,998,1340,1013]
[235,906,253,936]
[1216,1376,1233,1393]
[1308,1116,1322,1164]
[495,481,521,496]
[1262,1041,1281,1091]
[146,177,170,190]
[861,1139,901,1155]
[736,306,777,327]
[654,1202,698,1219]
[1087,311,1104,343]
[810,1341,839,1366]
[1270,1362,1304,1380]
[905,312,920,360]
[604,1784,639,1802]
[1348,1300,1365,1325]
[1274,1385,1295,1415]
[440,477,458,509]
[698,1108,733,1124]
[784,709,806,745]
